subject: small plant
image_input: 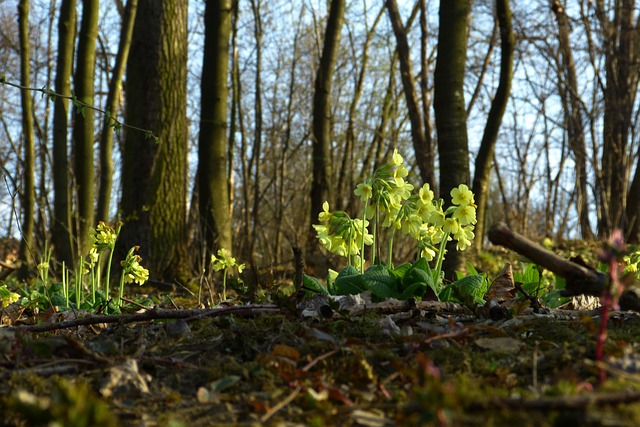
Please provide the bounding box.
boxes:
[311,149,477,299]
[210,248,245,301]
[596,229,630,383]
[118,246,150,306]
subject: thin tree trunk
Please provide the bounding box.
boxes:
[309,0,346,250]
[72,0,100,254]
[18,0,36,275]
[198,0,233,258]
[96,0,137,224]
[551,0,594,240]
[472,0,514,251]
[434,0,470,276]
[248,0,263,263]
[51,0,75,266]
[385,0,434,188]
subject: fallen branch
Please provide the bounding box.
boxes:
[7,304,282,333]
[488,222,640,311]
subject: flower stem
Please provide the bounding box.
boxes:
[222,269,228,301]
[432,232,450,287]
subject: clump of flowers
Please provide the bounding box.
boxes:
[0,284,20,308]
[314,148,477,283]
[88,221,121,301]
[118,246,149,306]
[211,248,245,301]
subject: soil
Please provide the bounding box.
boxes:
[2,294,640,427]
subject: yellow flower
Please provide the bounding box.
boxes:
[392,148,403,165]
[420,246,436,262]
[442,217,460,235]
[91,221,118,252]
[454,226,475,251]
[121,247,149,285]
[419,183,434,204]
[318,201,332,222]
[401,213,422,238]
[354,183,373,203]
[429,208,445,227]
[453,204,477,226]
[451,184,474,206]
[394,164,409,180]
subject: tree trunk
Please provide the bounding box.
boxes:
[434,0,470,276]
[51,0,76,267]
[18,0,35,276]
[121,0,189,280]
[309,0,346,251]
[551,0,594,240]
[472,0,514,251]
[595,1,639,237]
[247,0,263,262]
[96,0,137,224]
[198,0,233,259]
[72,0,99,255]
[385,0,434,188]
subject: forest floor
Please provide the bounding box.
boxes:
[2,247,640,426]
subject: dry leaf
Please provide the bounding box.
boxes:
[485,263,516,304]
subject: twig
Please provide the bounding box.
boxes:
[260,384,302,423]
[7,304,281,333]
[0,77,157,140]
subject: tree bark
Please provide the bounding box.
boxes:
[309,0,346,250]
[595,1,639,237]
[472,0,514,251]
[198,0,233,259]
[72,0,100,254]
[551,0,594,240]
[121,0,189,280]
[385,0,434,188]
[434,0,471,276]
[96,0,137,224]
[51,0,76,266]
[18,0,35,275]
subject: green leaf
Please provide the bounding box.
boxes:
[399,281,428,300]
[334,266,367,295]
[326,268,339,292]
[543,290,570,309]
[438,284,458,303]
[303,274,329,295]
[209,375,241,392]
[391,263,412,281]
[362,265,398,300]
[452,274,486,306]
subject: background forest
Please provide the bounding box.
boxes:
[1,0,640,283]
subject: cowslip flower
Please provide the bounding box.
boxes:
[354,183,373,203]
[91,221,118,252]
[451,184,474,206]
[392,148,403,165]
[453,204,477,226]
[318,201,332,222]
[121,246,149,285]
[454,226,475,251]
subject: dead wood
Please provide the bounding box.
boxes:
[488,222,640,311]
[7,304,282,333]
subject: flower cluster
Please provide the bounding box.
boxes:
[210,248,245,301]
[314,148,477,272]
[121,246,149,285]
[211,248,245,273]
[91,221,118,252]
[312,202,373,269]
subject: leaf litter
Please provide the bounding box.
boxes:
[2,263,640,425]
